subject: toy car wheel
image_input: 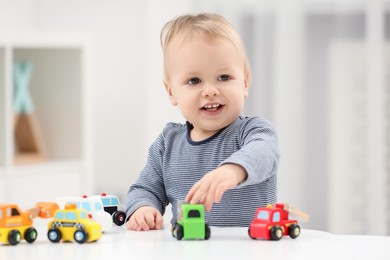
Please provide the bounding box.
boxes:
[205,224,211,240]
[48,228,62,243]
[171,224,177,238]
[8,230,21,245]
[174,224,183,240]
[248,227,256,239]
[113,210,126,226]
[74,229,88,244]
[270,226,283,240]
[288,224,300,239]
[24,227,38,243]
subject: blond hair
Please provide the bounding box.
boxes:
[160,13,251,86]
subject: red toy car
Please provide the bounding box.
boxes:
[248,203,306,240]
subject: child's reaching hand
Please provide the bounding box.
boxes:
[185,164,247,211]
[125,206,163,231]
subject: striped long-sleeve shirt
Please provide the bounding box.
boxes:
[125,116,280,227]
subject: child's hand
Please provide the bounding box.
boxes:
[125,206,163,231]
[185,164,247,211]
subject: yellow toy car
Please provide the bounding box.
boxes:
[47,204,103,244]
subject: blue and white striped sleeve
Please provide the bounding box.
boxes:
[220,117,280,186]
[125,133,169,220]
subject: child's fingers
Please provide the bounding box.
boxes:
[190,191,203,204]
[144,213,158,229]
[126,207,164,231]
[188,183,210,205]
[204,182,226,211]
[154,211,164,229]
[186,180,225,210]
[134,213,151,231]
[185,181,201,202]
[126,217,144,231]
[204,192,215,211]
[214,182,228,203]
[125,219,134,230]
[185,182,200,203]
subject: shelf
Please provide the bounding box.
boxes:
[0,168,5,201]
[9,159,84,175]
[5,162,84,209]
[0,160,87,208]
[0,35,91,206]
[0,48,5,167]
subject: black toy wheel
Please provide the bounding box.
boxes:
[288,224,300,239]
[171,224,177,238]
[113,211,126,226]
[24,227,38,243]
[270,226,283,240]
[174,224,183,240]
[8,230,21,245]
[48,228,62,243]
[205,224,211,240]
[74,229,88,244]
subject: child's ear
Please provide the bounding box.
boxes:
[244,71,250,98]
[164,80,178,106]
[244,79,249,98]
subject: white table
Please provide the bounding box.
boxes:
[1,220,390,260]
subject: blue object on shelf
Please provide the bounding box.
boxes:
[13,61,34,114]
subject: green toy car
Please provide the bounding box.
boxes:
[171,203,211,240]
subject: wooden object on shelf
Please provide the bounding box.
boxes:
[14,113,46,164]
[13,60,46,164]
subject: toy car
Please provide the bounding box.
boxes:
[0,202,58,246]
[91,193,126,226]
[29,202,59,218]
[47,203,103,244]
[171,203,210,240]
[0,204,37,245]
[56,195,112,232]
[248,203,302,240]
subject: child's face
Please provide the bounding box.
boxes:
[164,35,248,141]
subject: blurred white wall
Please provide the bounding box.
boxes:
[30,0,150,200]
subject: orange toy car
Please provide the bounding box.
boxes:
[29,202,59,218]
[0,204,37,245]
[0,202,59,245]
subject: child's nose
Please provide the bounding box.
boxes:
[202,84,220,98]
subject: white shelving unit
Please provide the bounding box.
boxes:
[0,34,93,209]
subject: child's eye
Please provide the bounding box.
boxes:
[218,75,231,81]
[187,77,201,85]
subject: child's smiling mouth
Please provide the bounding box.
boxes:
[201,103,225,112]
